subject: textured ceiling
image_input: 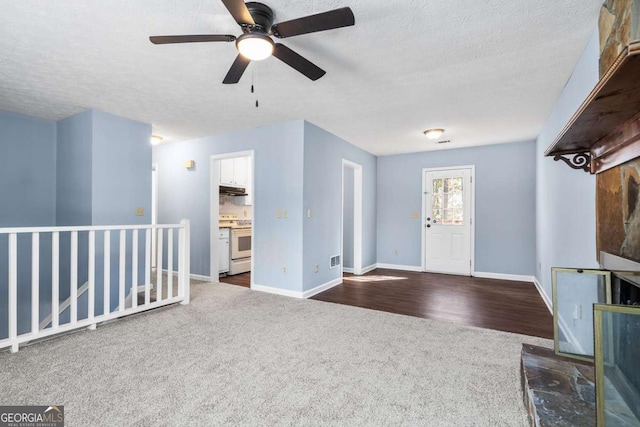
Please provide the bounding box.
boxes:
[0,0,603,155]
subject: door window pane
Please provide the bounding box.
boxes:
[432,177,464,225]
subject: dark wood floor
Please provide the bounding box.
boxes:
[219,269,553,339]
[219,272,251,288]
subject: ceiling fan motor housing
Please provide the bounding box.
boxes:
[244,2,274,33]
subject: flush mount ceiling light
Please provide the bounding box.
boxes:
[236,33,275,61]
[423,128,445,140]
[151,135,163,145]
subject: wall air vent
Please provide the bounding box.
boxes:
[330,255,340,268]
[436,140,451,144]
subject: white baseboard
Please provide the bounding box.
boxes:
[376,263,423,272]
[162,269,212,283]
[343,264,377,275]
[251,284,303,299]
[473,272,536,283]
[302,278,342,299]
[361,263,377,274]
[533,277,553,314]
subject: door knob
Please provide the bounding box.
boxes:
[427,217,431,221]
[426,224,431,228]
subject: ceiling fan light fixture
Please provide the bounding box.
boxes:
[423,128,445,140]
[236,33,274,61]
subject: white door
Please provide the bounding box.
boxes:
[424,168,472,275]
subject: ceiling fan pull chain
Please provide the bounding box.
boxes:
[252,70,259,108]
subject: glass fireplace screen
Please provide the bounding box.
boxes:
[594,304,640,427]
[552,268,612,361]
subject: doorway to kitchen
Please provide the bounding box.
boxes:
[342,159,363,275]
[422,166,475,276]
[210,151,254,287]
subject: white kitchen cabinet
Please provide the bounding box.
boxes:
[218,228,230,273]
[220,158,235,186]
[234,156,252,206]
[233,157,248,187]
[219,156,249,188]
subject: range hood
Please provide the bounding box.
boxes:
[219,185,246,196]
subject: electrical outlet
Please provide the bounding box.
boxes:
[314,264,319,273]
[276,209,281,218]
[283,209,288,218]
[412,211,419,218]
[394,249,398,255]
[135,207,144,216]
[283,266,287,274]
[307,209,312,218]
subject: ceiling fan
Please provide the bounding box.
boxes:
[150,0,355,84]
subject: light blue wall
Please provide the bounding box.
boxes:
[56,110,92,226]
[153,121,305,292]
[377,140,536,275]
[0,110,57,337]
[0,110,57,226]
[91,110,151,226]
[535,30,600,299]
[343,166,354,269]
[302,122,377,291]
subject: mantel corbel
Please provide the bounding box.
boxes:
[553,153,591,173]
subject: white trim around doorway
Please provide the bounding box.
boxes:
[421,165,476,275]
[210,150,255,288]
[342,159,363,275]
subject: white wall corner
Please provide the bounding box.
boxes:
[533,276,553,314]
[302,277,342,299]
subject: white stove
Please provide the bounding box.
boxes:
[218,214,252,275]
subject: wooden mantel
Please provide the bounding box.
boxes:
[545,41,640,174]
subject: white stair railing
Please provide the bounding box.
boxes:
[0,220,190,353]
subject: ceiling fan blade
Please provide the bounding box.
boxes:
[223,54,251,84]
[271,7,354,38]
[149,35,236,44]
[272,44,326,81]
[221,0,255,26]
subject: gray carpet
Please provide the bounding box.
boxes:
[0,281,551,426]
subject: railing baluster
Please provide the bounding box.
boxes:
[145,229,151,305]
[157,228,163,301]
[167,229,173,299]
[70,231,78,324]
[9,233,18,352]
[52,232,59,329]
[104,231,110,316]
[179,219,190,305]
[31,233,40,335]
[88,230,95,330]
[119,230,126,311]
[131,229,138,309]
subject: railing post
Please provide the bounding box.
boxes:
[179,219,190,305]
[9,233,18,353]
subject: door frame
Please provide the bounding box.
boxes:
[421,165,475,275]
[342,159,363,275]
[210,150,255,286]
